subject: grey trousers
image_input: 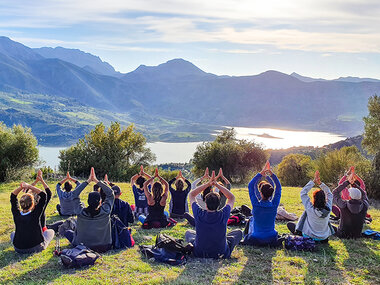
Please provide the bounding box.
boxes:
[11,229,55,254]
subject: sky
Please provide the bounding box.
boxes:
[1,0,380,79]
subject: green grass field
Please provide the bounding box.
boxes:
[0,181,379,284]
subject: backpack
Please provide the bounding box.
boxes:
[284,235,316,252]
[59,245,101,268]
[111,215,135,249]
[227,213,246,226]
[139,233,193,266]
[58,217,77,237]
[155,233,193,255]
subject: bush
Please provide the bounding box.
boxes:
[313,146,371,185]
[192,129,268,183]
[367,152,380,200]
[0,123,39,182]
[59,122,155,181]
[277,154,313,186]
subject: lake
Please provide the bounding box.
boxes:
[39,127,345,169]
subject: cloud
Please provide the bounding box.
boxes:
[1,1,380,53]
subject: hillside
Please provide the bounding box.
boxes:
[0,36,379,144]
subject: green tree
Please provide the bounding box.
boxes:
[192,129,267,183]
[362,95,380,155]
[0,123,39,181]
[313,146,371,185]
[362,95,380,199]
[277,154,313,186]
[59,122,155,180]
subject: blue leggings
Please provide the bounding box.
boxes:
[139,211,169,223]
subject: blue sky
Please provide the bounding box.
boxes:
[1,0,380,79]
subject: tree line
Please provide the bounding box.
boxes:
[0,95,379,199]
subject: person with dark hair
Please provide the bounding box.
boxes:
[185,171,242,259]
[287,171,335,242]
[168,170,191,218]
[332,172,368,238]
[10,181,55,253]
[243,161,282,246]
[63,167,115,253]
[138,168,175,228]
[56,172,81,216]
[130,166,151,219]
[104,174,134,227]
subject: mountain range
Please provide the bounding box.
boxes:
[0,36,379,146]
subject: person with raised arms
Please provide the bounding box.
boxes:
[130,166,152,219]
[56,171,81,216]
[287,170,335,242]
[105,174,134,227]
[332,172,368,238]
[185,171,242,259]
[63,167,115,253]
[168,170,191,219]
[243,161,283,246]
[30,169,52,232]
[139,168,175,228]
[10,180,55,253]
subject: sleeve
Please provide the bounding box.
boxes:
[222,204,232,223]
[356,176,366,191]
[99,181,115,214]
[126,203,134,224]
[192,202,201,219]
[75,180,80,187]
[45,187,52,205]
[72,181,88,197]
[184,179,191,193]
[226,183,231,191]
[338,175,346,185]
[357,185,369,208]
[56,183,63,199]
[270,174,282,206]
[168,178,176,192]
[10,193,20,217]
[191,178,201,190]
[248,173,262,206]
[300,180,314,210]
[320,182,333,210]
[33,191,47,218]
[333,181,349,209]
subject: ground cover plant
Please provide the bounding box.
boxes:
[0,181,379,284]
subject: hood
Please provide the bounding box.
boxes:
[347,200,364,214]
[314,207,330,219]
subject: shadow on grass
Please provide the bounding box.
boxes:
[342,238,380,283]
[0,241,31,269]
[2,255,66,284]
[238,245,276,284]
[283,241,344,284]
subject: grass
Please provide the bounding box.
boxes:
[0,181,379,284]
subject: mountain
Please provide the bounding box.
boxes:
[1,37,380,145]
[34,46,122,77]
[335,76,380,83]
[290,72,326,82]
[123,58,216,82]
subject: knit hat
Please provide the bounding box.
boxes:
[88,191,101,207]
[112,185,121,195]
[348,187,362,200]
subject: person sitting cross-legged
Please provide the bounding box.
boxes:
[56,171,81,216]
[185,171,242,259]
[10,182,55,253]
[63,167,115,253]
[243,161,283,247]
[168,170,191,219]
[333,172,368,239]
[287,170,335,242]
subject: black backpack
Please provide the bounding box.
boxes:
[111,215,134,249]
[284,235,316,252]
[139,233,193,266]
[59,245,101,268]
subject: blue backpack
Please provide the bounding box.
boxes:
[284,235,316,251]
[111,215,134,249]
